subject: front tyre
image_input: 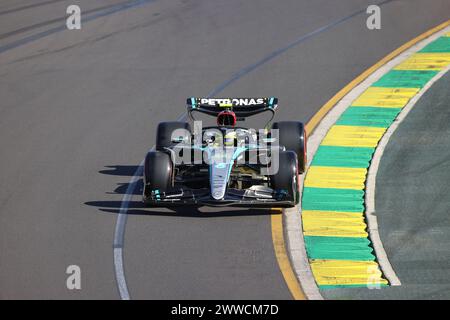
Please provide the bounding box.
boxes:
[143,150,173,200]
[272,121,306,173]
[156,121,191,151]
[270,151,299,207]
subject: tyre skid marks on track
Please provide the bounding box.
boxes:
[207,0,396,97]
[301,23,450,289]
[0,0,66,17]
[0,0,157,54]
[0,0,160,41]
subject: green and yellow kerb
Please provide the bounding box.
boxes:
[302,32,450,289]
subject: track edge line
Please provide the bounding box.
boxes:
[366,59,450,287]
[284,19,450,297]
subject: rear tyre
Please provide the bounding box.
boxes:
[270,151,299,207]
[156,121,191,151]
[272,121,306,173]
[143,151,173,199]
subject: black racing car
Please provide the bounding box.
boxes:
[142,97,306,207]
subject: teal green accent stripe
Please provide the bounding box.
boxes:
[302,187,364,212]
[304,236,375,261]
[319,284,389,290]
[372,70,438,88]
[311,146,374,168]
[335,106,402,128]
[419,36,450,53]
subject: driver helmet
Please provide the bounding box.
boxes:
[217,110,236,127]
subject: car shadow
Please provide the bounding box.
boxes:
[85,164,276,218]
[99,165,140,176]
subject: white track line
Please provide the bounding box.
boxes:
[113,160,144,300]
[366,61,450,286]
[113,112,187,300]
[285,25,450,295]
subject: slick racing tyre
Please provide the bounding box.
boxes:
[156,121,191,151]
[270,150,299,207]
[271,121,306,173]
[143,150,173,198]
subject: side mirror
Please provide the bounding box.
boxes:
[170,128,191,145]
[171,135,190,144]
[262,138,276,143]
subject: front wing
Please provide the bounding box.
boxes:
[143,186,295,208]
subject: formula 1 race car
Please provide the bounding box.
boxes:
[142,97,306,207]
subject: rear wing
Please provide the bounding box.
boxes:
[186,97,278,118]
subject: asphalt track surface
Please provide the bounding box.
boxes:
[324,70,450,300]
[0,0,449,299]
